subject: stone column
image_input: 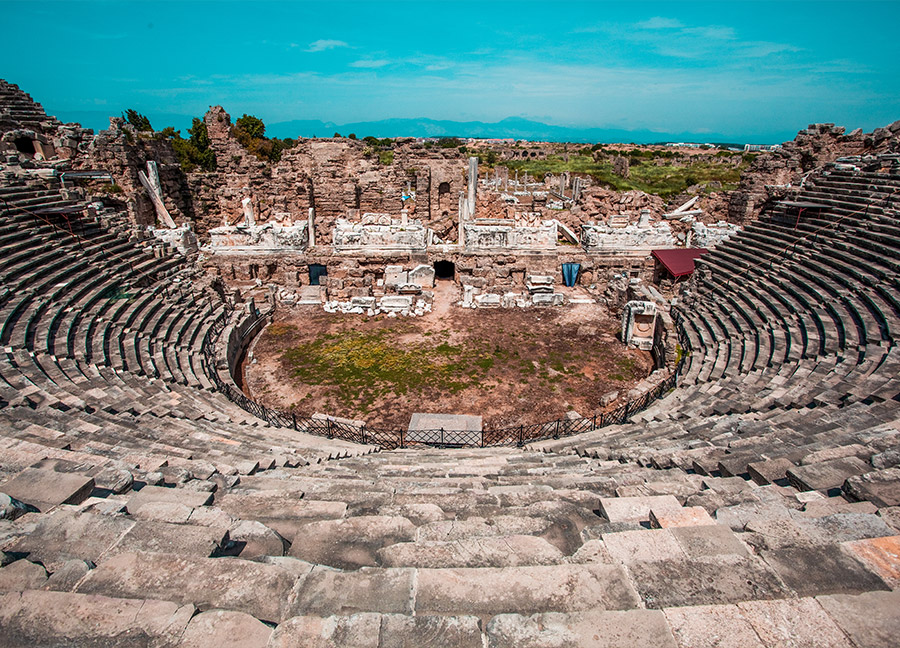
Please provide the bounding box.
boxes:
[308,207,315,247]
[467,156,478,215]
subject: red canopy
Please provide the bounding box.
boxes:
[652,248,709,277]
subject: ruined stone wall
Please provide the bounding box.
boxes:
[727,122,900,223]
[186,108,468,241]
[72,118,194,227]
[201,248,652,302]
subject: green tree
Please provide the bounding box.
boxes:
[168,118,216,172]
[123,109,152,132]
[235,114,266,139]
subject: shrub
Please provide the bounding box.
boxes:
[123,109,152,132]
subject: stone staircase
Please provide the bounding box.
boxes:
[1,447,897,646]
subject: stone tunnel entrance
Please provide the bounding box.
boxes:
[433,260,455,281]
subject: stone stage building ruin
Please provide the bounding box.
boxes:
[1,77,900,646]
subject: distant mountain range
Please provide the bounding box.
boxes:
[53,110,791,146]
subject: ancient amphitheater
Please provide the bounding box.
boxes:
[0,78,899,646]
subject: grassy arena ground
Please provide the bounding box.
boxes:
[244,304,653,430]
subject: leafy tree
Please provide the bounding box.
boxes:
[167,118,216,172]
[123,109,152,132]
[348,133,357,140]
[231,114,295,163]
[235,114,265,139]
[334,132,342,138]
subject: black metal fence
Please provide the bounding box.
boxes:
[201,307,692,450]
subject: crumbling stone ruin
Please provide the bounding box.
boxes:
[1,78,900,646]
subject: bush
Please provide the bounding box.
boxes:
[123,109,152,132]
[236,114,265,139]
[232,114,294,163]
[168,118,217,172]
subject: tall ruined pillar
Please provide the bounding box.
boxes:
[308,207,315,247]
[467,156,478,215]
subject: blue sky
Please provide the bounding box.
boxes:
[3,0,898,142]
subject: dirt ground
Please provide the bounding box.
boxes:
[244,287,653,430]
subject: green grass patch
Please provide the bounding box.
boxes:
[500,154,750,198]
[283,330,500,414]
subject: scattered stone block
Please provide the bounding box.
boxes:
[627,555,788,608]
[0,467,94,511]
[8,508,134,572]
[843,467,900,507]
[486,609,677,648]
[270,613,381,647]
[113,520,228,558]
[77,551,305,623]
[288,566,414,616]
[761,544,890,596]
[736,598,855,648]
[125,484,214,513]
[0,590,194,647]
[0,559,47,592]
[650,506,715,528]
[180,609,273,648]
[377,535,563,568]
[816,590,900,648]
[599,495,682,524]
[288,515,416,569]
[663,603,765,648]
[602,529,686,564]
[228,519,286,558]
[44,559,93,592]
[0,492,31,520]
[747,457,795,485]
[415,564,640,615]
[787,457,869,493]
[379,614,484,648]
[841,535,900,588]
[380,295,413,312]
[670,524,749,558]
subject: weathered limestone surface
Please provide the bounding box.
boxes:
[0,467,94,511]
[0,590,195,648]
[76,551,307,623]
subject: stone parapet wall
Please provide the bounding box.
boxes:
[202,247,654,302]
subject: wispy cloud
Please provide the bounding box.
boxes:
[306,39,349,52]
[630,16,798,60]
[349,59,390,68]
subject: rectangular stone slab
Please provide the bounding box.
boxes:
[125,485,214,513]
[760,544,890,597]
[415,564,640,615]
[0,467,94,511]
[663,603,766,648]
[748,458,795,485]
[787,457,869,493]
[9,508,134,572]
[288,566,415,617]
[112,520,228,558]
[815,590,900,648]
[736,598,856,648]
[0,590,194,647]
[77,551,305,623]
[599,495,682,523]
[627,555,788,608]
[486,609,677,648]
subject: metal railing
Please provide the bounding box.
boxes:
[200,308,691,450]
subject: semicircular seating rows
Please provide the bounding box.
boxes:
[1,158,899,646]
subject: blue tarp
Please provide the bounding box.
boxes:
[562,263,580,287]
